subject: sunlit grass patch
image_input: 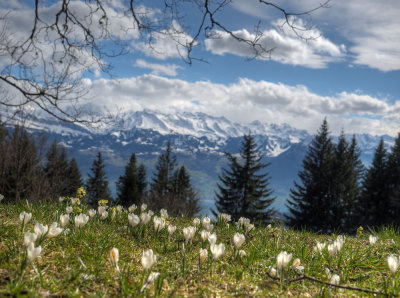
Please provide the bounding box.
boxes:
[1,201,400,296]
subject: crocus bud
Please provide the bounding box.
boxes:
[47,222,63,238]
[60,214,69,228]
[27,242,41,262]
[168,225,176,236]
[19,211,32,225]
[110,247,120,272]
[277,251,292,271]
[24,231,37,246]
[200,248,208,263]
[233,233,245,249]
[128,213,140,227]
[141,249,157,270]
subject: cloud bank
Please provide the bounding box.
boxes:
[83,74,399,136]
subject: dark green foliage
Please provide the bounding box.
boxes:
[86,152,112,206]
[148,141,200,216]
[171,165,200,217]
[150,141,177,197]
[286,119,335,232]
[116,153,146,207]
[388,133,400,223]
[65,158,83,197]
[0,124,48,202]
[44,141,70,200]
[357,139,389,227]
[214,133,276,222]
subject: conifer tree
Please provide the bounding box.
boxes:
[171,165,200,217]
[214,133,275,222]
[66,158,83,197]
[116,153,142,207]
[137,164,147,196]
[86,152,112,206]
[150,141,176,201]
[286,119,335,232]
[388,133,400,223]
[357,139,389,227]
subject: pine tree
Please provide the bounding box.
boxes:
[44,141,69,199]
[286,119,335,232]
[137,164,147,196]
[171,165,200,217]
[116,153,142,207]
[86,152,112,206]
[357,139,389,227]
[330,133,364,232]
[388,133,400,223]
[66,158,83,197]
[214,133,275,222]
[149,141,177,209]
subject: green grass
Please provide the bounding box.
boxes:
[1,200,400,296]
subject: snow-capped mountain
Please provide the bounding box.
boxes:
[3,109,396,214]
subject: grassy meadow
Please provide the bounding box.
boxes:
[1,199,400,297]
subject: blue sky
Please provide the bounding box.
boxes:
[1,0,400,136]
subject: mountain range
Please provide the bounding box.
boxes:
[4,109,396,215]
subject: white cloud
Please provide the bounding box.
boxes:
[135,59,182,76]
[205,24,345,68]
[232,0,400,71]
[84,74,399,136]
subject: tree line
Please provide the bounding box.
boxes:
[1,120,400,233]
[0,123,199,217]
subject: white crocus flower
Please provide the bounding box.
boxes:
[101,211,108,220]
[153,216,165,232]
[128,213,140,228]
[193,218,201,226]
[168,225,176,236]
[202,216,211,227]
[369,235,378,245]
[314,242,326,254]
[75,214,89,228]
[70,198,78,205]
[116,205,123,212]
[183,226,196,244]
[291,258,304,272]
[205,223,214,232]
[98,206,107,216]
[233,233,245,249]
[160,209,168,219]
[246,223,254,233]
[199,248,208,263]
[388,254,399,279]
[200,230,210,242]
[128,204,137,213]
[19,211,32,225]
[328,243,338,257]
[239,250,246,258]
[88,209,97,218]
[141,249,157,270]
[47,222,63,238]
[110,247,120,273]
[210,243,225,260]
[34,223,48,238]
[141,212,151,224]
[236,217,250,228]
[27,242,41,262]
[269,266,278,277]
[24,231,37,246]
[141,203,147,212]
[277,251,292,271]
[60,214,69,228]
[148,210,154,217]
[330,274,340,285]
[208,233,217,246]
[65,206,73,214]
[218,213,231,223]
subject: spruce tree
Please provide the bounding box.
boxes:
[388,133,400,223]
[86,152,112,206]
[149,141,177,209]
[66,158,83,197]
[214,133,275,222]
[357,139,389,227]
[44,141,69,199]
[171,165,200,217]
[137,164,147,196]
[116,153,141,207]
[286,119,335,232]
